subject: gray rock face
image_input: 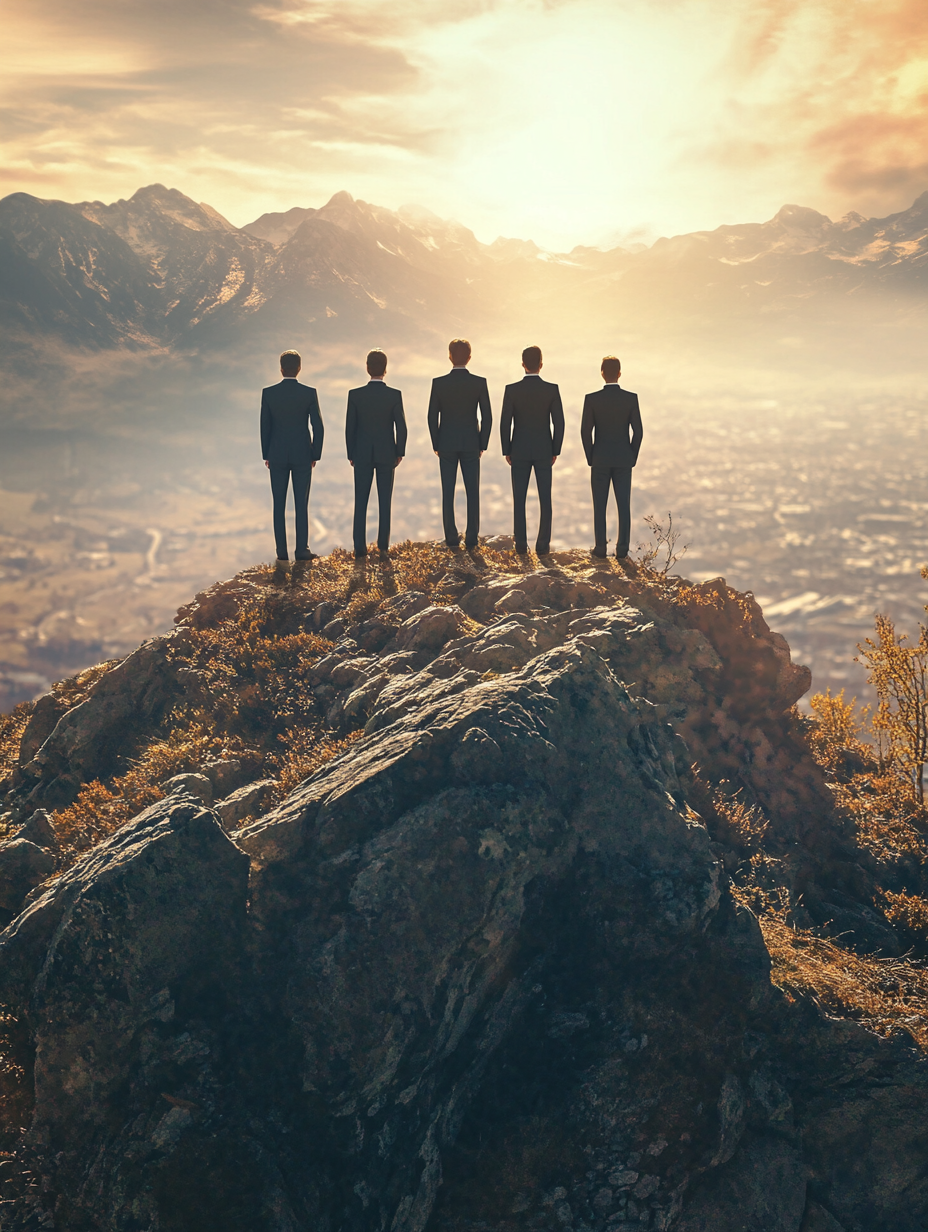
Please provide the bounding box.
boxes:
[161,771,214,803]
[214,778,274,828]
[0,837,56,914]
[17,632,188,810]
[0,564,925,1232]
[0,795,249,1226]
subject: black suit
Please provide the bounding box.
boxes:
[346,380,407,554]
[500,374,565,553]
[427,368,492,547]
[580,384,643,555]
[260,378,324,559]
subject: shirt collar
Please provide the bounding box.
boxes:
[603,382,621,388]
[451,365,468,371]
[525,372,541,377]
[369,377,384,382]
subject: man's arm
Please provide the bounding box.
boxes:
[551,386,565,458]
[580,395,595,465]
[394,391,407,465]
[500,385,514,460]
[260,390,271,461]
[477,377,492,452]
[629,396,643,465]
[309,389,324,463]
[345,393,357,464]
[427,380,441,453]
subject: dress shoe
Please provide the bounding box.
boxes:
[354,549,367,559]
[591,547,607,559]
[515,542,529,555]
[295,549,317,561]
[615,549,629,560]
[445,539,461,550]
[536,544,550,556]
[275,556,290,565]
[464,540,478,550]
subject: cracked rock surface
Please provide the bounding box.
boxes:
[0,550,924,1232]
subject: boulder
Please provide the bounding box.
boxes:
[161,771,214,803]
[15,808,59,850]
[214,778,274,829]
[16,691,67,766]
[0,795,249,1227]
[19,632,187,806]
[201,757,245,796]
[0,837,56,914]
[393,603,468,652]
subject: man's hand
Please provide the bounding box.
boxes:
[552,455,557,465]
[348,460,353,468]
[479,450,484,458]
[312,461,316,469]
[395,456,403,468]
[434,449,439,456]
[505,455,512,467]
[264,460,270,469]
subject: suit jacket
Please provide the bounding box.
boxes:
[260,378,324,466]
[427,368,492,454]
[500,374,565,463]
[580,385,642,467]
[346,381,407,466]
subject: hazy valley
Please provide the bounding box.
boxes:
[1,183,926,709]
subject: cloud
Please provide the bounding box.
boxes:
[0,0,926,246]
[696,0,928,220]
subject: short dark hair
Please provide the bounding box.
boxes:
[522,345,542,371]
[280,349,301,376]
[449,338,471,366]
[601,355,621,382]
[366,349,387,377]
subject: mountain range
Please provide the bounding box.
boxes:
[2,183,926,362]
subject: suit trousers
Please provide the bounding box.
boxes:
[590,465,633,554]
[353,462,395,554]
[269,463,312,559]
[439,451,480,546]
[510,461,553,552]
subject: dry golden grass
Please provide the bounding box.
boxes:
[882,890,928,941]
[807,689,928,860]
[758,911,928,1050]
[711,783,769,854]
[273,727,365,803]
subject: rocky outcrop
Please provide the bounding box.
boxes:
[0,795,249,1228]
[12,632,190,812]
[0,551,923,1231]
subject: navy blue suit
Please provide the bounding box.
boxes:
[500,374,565,553]
[346,380,407,554]
[580,385,643,555]
[427,368,492,547]
[260,377,324,559]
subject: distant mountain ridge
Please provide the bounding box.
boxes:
[1,182,926,359]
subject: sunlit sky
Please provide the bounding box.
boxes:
[3,0,927,249]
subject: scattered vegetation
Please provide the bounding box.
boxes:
[636,511,688,578]
[760,912,928,1050]
[5,537,928,1063]
[739,570,928,1050]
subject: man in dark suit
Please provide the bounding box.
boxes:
[427,338,492,548]
[346,348,407,559]
[500,345,564,555]
[580,355,643,559]
[261,349,324,563]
